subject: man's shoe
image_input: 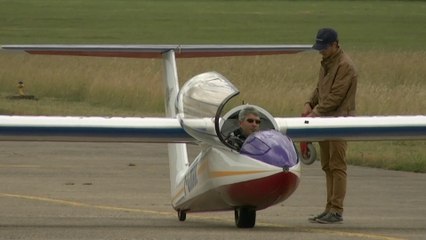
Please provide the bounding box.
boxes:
[316,212,343,224]
[308,212,328,223]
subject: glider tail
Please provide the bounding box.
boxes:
[162,51,189,194]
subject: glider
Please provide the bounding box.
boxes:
[1,44,425,228]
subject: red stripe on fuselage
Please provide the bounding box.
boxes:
[224,171,299,210]
[174,171,299,212]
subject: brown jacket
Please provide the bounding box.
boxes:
[307,48,357,116]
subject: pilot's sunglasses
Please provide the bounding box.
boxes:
[246,119,261,124]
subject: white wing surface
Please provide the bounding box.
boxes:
[0,115,425,143]
[1,44,424,143]
[278,116,426,141]
[0,116,191,143]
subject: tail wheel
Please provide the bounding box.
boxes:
[234,207,256,228]
[178,210,186,221]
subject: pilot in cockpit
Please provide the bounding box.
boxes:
[225,106,261,151]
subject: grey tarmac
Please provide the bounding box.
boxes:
[0,141,425,240]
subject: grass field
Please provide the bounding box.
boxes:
[0,0,425,172]
[1,0,426,50]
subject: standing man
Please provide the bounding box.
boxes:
[303,28,358,224]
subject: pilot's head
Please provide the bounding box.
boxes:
[238,106,261,137]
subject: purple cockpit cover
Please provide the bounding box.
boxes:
[240,130,299,168]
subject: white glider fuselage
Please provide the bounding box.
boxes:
[172,145,300,212]
[167,60,301,216]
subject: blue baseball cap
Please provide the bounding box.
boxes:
[312,28,338,51]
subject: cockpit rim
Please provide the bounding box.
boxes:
[215,103,279,150]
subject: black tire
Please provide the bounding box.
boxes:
[234,207,256,228]
[178,210,186,221]
[300,143,317,165]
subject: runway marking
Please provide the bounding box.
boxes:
[0,193,173,217]
[0,192,405,240]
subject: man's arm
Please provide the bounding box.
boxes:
[304,82,319,116]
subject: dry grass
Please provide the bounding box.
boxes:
[1,50,424,116]
[353,50,426,115]
[0,50,425,172]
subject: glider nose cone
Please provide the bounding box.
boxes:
[240,130,298,168]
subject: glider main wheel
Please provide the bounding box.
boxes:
[234,207,256,228]
[300,143,317,165]
[178,210,186,221]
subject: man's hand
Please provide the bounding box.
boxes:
[307,111,319,117]
[302,103,313,116]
